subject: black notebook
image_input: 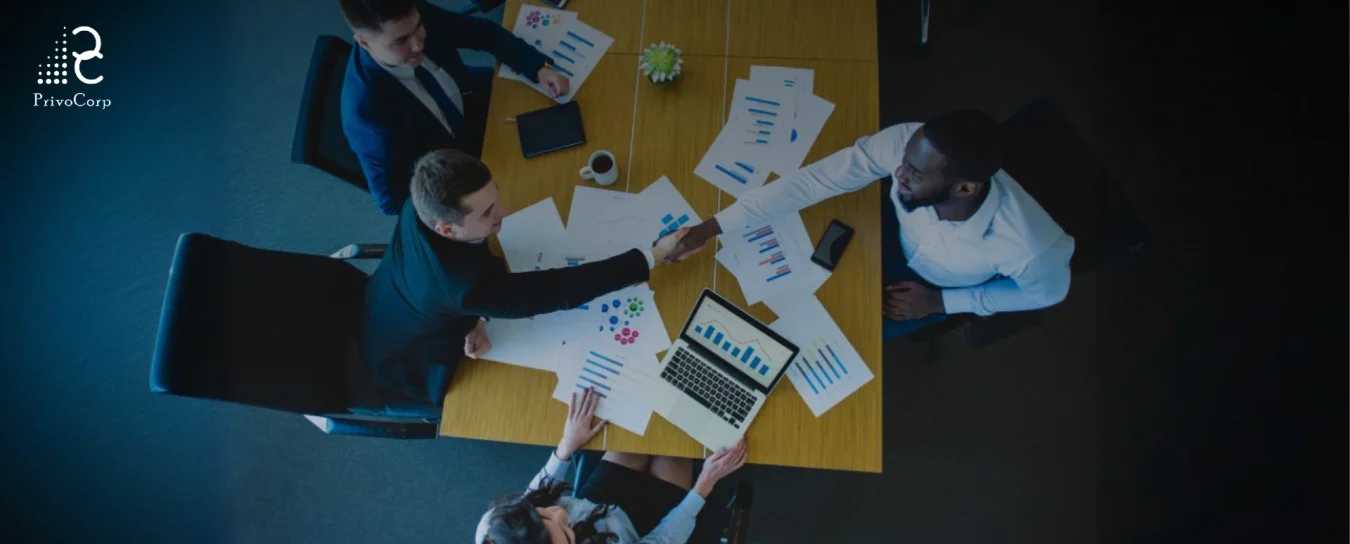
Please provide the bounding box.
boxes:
[516,101,586,158]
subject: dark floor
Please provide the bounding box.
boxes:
[1,0,1344,543]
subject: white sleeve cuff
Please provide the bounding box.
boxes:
[714,205,750,234]
[639,248,656,269]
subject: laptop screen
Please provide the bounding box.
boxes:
[684,292,796,389]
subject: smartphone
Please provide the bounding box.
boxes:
[810,220,855,271]
[540,0,569,7]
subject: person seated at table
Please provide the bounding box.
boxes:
[667,109,1075,341]
[361,149,690,406]
[476,387,749,544]
[340,0,571,215]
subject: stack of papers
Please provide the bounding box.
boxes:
[550,343,661,434]
[695,67,836,196]
[500,5,614,103]
[765,295,874,417]
[714,212,830,305]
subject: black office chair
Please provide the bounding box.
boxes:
[148,234,437,438]
[571,451,753,543]
[292,35,366,192]
[907,95,1148,348]
[458,0,505,16]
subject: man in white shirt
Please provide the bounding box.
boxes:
[669,109,1075,341]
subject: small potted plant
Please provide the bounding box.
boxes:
[640,42,683,88]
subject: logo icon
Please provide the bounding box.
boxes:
[596,297,645,346]
[36,26,101,86]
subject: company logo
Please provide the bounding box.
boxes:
[33,26,110,109]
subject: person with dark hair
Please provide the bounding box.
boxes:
[476,387,749,544]
[667,110,1075,341]
[339,0,570,215]
[360,150,691,406]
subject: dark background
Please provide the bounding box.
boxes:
[1,0,1345,542]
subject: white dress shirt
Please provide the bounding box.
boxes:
[379,56,465,137]
[715,122,1075,316]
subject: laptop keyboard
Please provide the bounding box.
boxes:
[661,348,756,428]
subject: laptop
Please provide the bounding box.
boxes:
[648,289,800,450]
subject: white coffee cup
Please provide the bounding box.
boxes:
[579,150,619,186]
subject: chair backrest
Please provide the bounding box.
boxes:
[291,35,367,192]
[149,233,369,415]
[1001,95,1147,274]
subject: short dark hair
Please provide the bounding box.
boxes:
[922,109,1003,183]
[410,149,493,229]
[339,0,417,32]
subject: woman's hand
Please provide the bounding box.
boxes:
[694,437,748,497]
[556,387,607,461]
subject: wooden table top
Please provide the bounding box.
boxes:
[440,0,881,472]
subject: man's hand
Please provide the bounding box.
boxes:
[651,227,690,264]
[556,387,607,461]
[463,318,492,358]
[665,218,722,263]
[883,281,945,321]
[537,66,570,98]
[694,437,748,498]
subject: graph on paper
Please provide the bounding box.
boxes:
[685,298,794,388]
[766,295,874,417]
[551,344,658,434]
[742,225,792,283]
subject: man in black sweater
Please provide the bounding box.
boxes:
[361,149,689,405]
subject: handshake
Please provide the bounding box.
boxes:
[649,218,724,265]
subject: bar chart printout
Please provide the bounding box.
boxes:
[551,343,658,434]
[765,295,875,416]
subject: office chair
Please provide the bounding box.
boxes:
[571,451,754,543]
[906,95,1148,349]
[292,35,366,193]
[457,0,505,16]
[149,233,440,439]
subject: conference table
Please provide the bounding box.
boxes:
[440,0,882,473]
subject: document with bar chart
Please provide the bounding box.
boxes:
[551,343,659,435]
[766,295,874,416]
[727,78,797,156]
[501,6,613,103]
[693,126,773,197]
[715,213,819,305]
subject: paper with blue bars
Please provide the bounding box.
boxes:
[714,212,829,305]
[500,5,613,103]
[551,343,658,435]
[765,294,873,417]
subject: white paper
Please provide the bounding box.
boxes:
[766,93,834,175]
[552,343,658,435]
[564,179,701,262]
[749,65,815,94]
[497,197,567,272]
[693,126,774,197]
[482,311,571,371]
[637,176,702,240]
[564,186,640,262]
[728,79,797,163]
[767,295,874,416]
[715,213,822,305]
[559,284,672,356]
[500,7,612,103]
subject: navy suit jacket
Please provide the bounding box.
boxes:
[361,200,651,406]
[341,2,549,215]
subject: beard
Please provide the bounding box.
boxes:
[898,191,952,212]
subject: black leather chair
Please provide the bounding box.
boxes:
[571,451,753,543]
[907,95,1148,348]
[148,233,436,438]
[292,35,366,192]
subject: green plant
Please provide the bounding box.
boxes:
[640,42,683,87]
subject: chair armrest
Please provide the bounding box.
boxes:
[963,311,1043,349]
[305,415,438,439]
[330,243,388,260]
[721,481,754,544]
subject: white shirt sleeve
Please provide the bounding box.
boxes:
[639,248,656,269]
[714,123,921,231]
[940,233,1075,315]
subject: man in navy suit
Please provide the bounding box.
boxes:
[340,0,570,215]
